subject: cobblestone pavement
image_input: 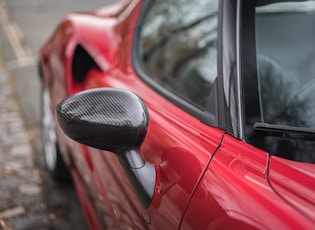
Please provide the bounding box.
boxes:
[0,65,49,229]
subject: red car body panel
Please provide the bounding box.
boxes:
[82,65,225,229]
[182,135,315,229]
[268,156,315,222]
[39,0,315,229]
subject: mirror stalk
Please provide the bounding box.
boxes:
[118,150,156,208]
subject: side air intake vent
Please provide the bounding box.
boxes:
[72,45,99,83]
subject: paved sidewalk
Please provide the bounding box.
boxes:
[0,65,50,229]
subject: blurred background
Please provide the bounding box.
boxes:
[0,0,115,229]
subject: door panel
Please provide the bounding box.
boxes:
[181,134,294,229]
[142,108,224,228]
[81,68,224,228]
[268,156,315,226]
[85,102,224,229]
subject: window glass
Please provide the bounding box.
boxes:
[256,1,315,127]
[138,0,218,109]
[248,0,315,163]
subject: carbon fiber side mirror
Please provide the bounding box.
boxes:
[56,88,155,208]
[56,88,149,152]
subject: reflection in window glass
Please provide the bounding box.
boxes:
[251,1,315,163]
[256,1,315,127]
[138,0,218,109]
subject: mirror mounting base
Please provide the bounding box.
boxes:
[117,150,156,208]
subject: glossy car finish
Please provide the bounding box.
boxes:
[39,0,315,229]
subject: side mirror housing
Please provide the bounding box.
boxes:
[56,88,149,152]
[56,88,156,208]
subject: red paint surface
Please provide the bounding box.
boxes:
[39,0,315,228]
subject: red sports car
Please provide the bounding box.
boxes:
[39,0,315,229]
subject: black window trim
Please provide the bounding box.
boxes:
[132,0,220,128]
[218,0,241,137]
[239,0,263,143]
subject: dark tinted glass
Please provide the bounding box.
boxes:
[256,1,315,127]
[246,1,315,163]
[138,0,219,109]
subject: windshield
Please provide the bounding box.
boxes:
[246,0,315,163]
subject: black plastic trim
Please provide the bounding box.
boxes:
[239,0,260,142]
[118,151,156,209]
[219,0,240,137]
[72,44,99,83]
[215,0,228,131]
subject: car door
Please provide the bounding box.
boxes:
[177,1,277,228]
[181,135,272,229]
[180,0,315,228]
[79,0,224,229]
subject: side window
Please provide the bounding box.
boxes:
[243,0,315,164]
[138,0,219,109]
[255,1,315,127]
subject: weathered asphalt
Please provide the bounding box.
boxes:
[0,56,89,229]
[0,0,90,227]
[0,61,49,229]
